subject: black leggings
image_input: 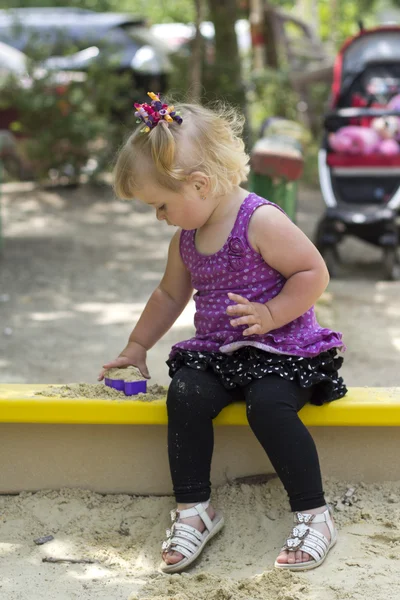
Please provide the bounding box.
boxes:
[166,367,325,512]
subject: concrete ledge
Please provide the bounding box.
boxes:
[1,385,400,494]
[1,423,400,494]
[0,385,400,426]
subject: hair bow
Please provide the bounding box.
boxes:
[134,92,183,133]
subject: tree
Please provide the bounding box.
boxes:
[4,0,196,24]
[205,0,246,110]
[189,0,204,102]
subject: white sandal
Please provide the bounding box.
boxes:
[160,500,224,574]
[274,506,337,571]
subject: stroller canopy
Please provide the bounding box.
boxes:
[332,27,400,107]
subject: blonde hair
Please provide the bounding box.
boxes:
[113,101,250,199]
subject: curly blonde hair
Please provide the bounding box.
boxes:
[113,101,250,199]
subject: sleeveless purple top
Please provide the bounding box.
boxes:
[170,193,345,358]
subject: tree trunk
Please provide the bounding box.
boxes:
[205,0,246,112]
[263,3,279,69]
[205,0,250,148]
[189,0,204,103]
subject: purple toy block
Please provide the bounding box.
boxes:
[105,378,147,396]
[105,378,125,391]
[124,380,147,395]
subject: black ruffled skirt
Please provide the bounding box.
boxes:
[167,346,347,405]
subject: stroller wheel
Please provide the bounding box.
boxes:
[382,248,399,281]
[322,247,338,278]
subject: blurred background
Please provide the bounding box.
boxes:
[3,0,400,184]
[1,0,400,387]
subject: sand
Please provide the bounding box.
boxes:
[105,367,146,382]
[1,477,400,600]
[34,383,166,401]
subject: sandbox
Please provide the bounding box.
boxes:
[1,384,400,600]
[1,384,399,494]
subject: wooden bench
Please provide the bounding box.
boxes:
[1,384,399,495]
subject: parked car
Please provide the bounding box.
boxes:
[0,38,27,78]
[0,7,172,99]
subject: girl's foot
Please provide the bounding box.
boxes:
[275,505,336,567]
[162,502,216,565]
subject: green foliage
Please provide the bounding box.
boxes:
[167,50,195,101]
[248,68,299,136]
[3,0,196,25]
[301,142,320,189]
[1,51,135,181]
[318,0,379,47]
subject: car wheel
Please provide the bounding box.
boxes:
[383,247,400,281]
[322,246,338,278]
[2,154,33,181]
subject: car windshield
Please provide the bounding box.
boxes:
[122,25,170,54]
[0,41,26,74]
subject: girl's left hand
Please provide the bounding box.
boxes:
[226,292,276,336]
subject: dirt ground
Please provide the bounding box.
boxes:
[0,180,399,386]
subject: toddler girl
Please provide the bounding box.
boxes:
[100,93,346,574]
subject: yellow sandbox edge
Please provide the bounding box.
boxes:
[0,385,400,426]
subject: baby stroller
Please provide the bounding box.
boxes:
[317,25,400,280]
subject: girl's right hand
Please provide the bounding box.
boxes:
[98,341,150,381]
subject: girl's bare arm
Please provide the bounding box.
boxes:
[99,230,192,380]
[128,229,193,350]
[249,205,330,329]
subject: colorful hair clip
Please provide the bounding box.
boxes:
[134,92,183,133]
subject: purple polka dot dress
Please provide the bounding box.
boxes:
[167,193,347,404]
